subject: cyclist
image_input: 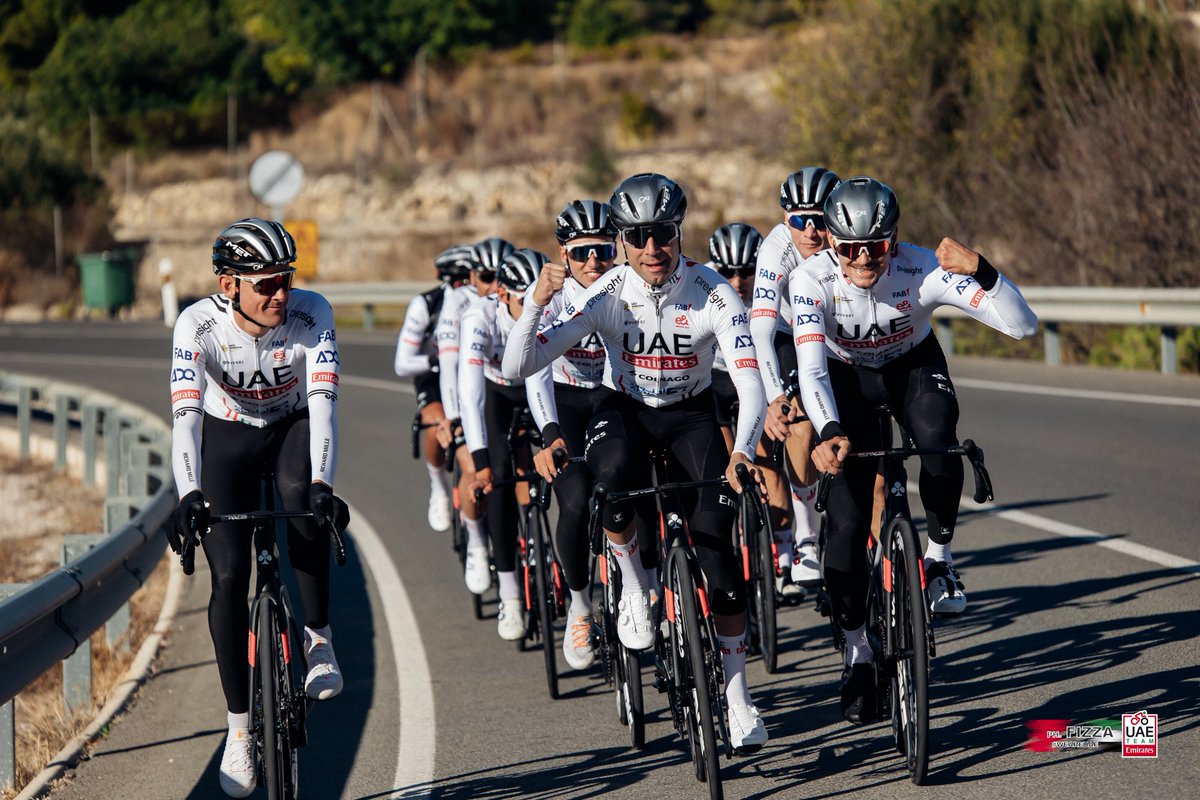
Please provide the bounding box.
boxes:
[433,236,513,595]
[523,199,620,669]
[168,218,344,797]
[755,167,840,590]
[504,173,770,750]
[394,244,474,531]
[789,177,1037,721]
[707,222,802,600]
[462,248,547,640]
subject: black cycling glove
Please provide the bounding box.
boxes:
[170,489,208,554]
[310,482,336,531]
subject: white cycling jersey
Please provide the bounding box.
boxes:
[393,287,441,378]
[790,244,1038,435]
[434,283,482,420]
[521,276,607,435]
[170,289,340,495]
[748,223,806,401]
[503,258,766,458]
[459,294,523,455]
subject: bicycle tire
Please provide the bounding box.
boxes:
[624,645,645,749]
[529,504,559,699]
[256,600,298,800]
[887,516,930,784]
[675,553,724,799]
[750,498,778,673]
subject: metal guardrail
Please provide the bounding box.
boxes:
[0,372,173,729]
[312,281,1198,373]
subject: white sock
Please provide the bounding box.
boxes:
[774,527,794,569]
[227,711,249,730]
[609,538,648,593]
[792,481,819,543]
[569,589,592,616]
[718,634,752,707]
[465,516,486,549]
[304,625,331,645]
[843,624,871,666]
[426,462,450,498]
[925,540,951,564]
[497,569,520,600]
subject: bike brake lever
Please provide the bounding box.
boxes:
[814,471,832,514]
[962,439,994,503]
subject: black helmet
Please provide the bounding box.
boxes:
[608,173,688,229]
[779,167,841,212]
[498,248,547,292]
[435,244,474,283]
[708,223,763,268]
[823,176,900,241]
[473,237,515,273]
[555,199,618,244]
[212,218,296,274]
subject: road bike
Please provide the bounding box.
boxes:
[814,406,992,784]
[180,475,348,800]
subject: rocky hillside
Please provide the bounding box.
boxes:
[113,33,806,304]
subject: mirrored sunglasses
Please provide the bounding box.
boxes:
[622,222,680,248]
[834,239,893,260]
[716,266,756,279]
[787,213,827,231]
[234,270,295,295]
[477,269,497,284]
[566,243,618,262]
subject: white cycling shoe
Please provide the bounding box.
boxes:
[497,599,526,641]
[464,546,491,594]
[218,727,256,798]
[791,540,823,587]
[427,492,451,532]
[304,635,343,700]
[925,560,967,615]
[727,703,769,751]
[616,589,655,651]
[563,611,596,670]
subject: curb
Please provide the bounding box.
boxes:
[12,555,185,800]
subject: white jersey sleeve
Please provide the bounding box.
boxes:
[435,287,472,419]
[920,265,1039,340]
[458,301,491,456]
[789,266,842,436]
[710,282,766,458]
[169,322,206,496]
[301,299,340,486]
[393,293,434,377]
[749,224,799,401]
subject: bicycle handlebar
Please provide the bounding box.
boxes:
[410,414,439,459]
[179,506,350,574]
[813,438,993,514]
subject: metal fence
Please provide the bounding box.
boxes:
[0,371,173,792]
[310,281,1199,374]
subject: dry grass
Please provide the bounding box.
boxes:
[1,455,170,799]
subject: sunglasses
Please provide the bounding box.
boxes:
[477,269,497,284]
[787,213,827,231]
[834,239,893,260]
[233,270,295,295]
[566,243,618,262]
[622,222,680,248]
[716,266,756,279]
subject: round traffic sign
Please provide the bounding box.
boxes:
[248,150,305,208]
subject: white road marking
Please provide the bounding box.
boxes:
[955,376,1200,409]
[343,501,435,798]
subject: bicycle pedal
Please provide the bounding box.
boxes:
[733,743,764,756]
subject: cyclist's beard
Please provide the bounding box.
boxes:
[232,283,286,330]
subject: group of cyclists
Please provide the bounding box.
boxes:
[169,165,1037,796]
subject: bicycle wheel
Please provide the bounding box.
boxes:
[623,644,645,749]
[529,504,559,699]
[749,498,778,674]
[256,600,298,800]
[674,552,723,800]
[886,516,930,784]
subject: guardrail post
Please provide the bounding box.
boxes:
[363,303,376,331]
[935,319,955,356]
[17,385,32,460]
[103,407,122,497]
[1161,326,1178,375]
[1044,322,1061,367]
[61,535,114,710]
[81,404,99,487]
[54,394,70,471]
[0,585,27,792]
[65,533,132,650]
[104,497,142,534]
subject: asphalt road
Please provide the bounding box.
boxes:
[2,320,1197,800]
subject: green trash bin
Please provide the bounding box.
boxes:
[79,250,136,314]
